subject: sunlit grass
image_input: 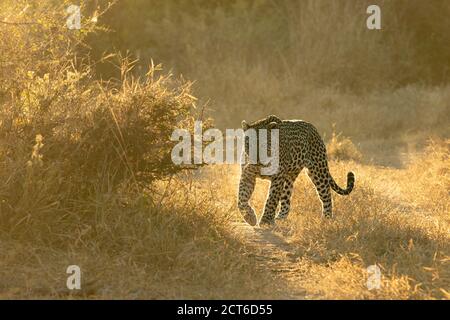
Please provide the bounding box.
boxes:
[0,0,449,300]
[208,141,449,299]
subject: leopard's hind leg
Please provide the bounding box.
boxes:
[307,167,332,218]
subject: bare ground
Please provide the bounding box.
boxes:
[231,222,312,299]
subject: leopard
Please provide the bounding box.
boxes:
[237,115,355,226]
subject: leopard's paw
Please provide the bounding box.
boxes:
[243,213,257,226]
[259,217,275,227]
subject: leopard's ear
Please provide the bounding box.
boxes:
[268,121,279,129]
[267,115,282,123]
[241,120,249,130]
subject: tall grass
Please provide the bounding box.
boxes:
[403,138,450,214]
[91,0,450,141]
[1,0,449,299]
[0,0,279,299]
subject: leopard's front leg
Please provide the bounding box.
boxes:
[260,174,285,225]
[237,165,258,226]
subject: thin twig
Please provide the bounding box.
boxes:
[0,20,40,25]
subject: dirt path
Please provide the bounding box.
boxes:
[229,165,422,300]
[231,222,310,299]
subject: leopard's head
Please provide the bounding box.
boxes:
[241,115,281,157]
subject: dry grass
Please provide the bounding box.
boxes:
[93,0,450,140]
[284,166,449,299]
[0,0,449,300]
[0,0,277,299]
[1,141,448,299]
[197,139,449,299]
[327,128,363,162]
[0,168,285,299]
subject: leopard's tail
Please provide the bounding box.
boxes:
[329,171,355,195]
